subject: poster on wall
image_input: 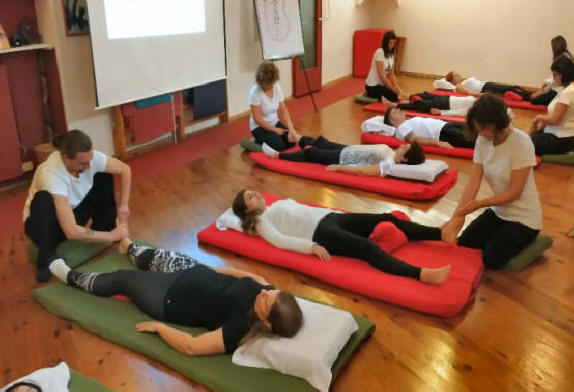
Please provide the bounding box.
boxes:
[62,0,90,36]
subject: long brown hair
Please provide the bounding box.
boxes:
[232,189,260,235]
[551,35,572,60]
[241,291,304,346]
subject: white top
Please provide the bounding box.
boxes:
[361,116,396,136]
[474,129,542,230]
[23,150,108,220]
[441,96,476,116]
[395,117,446,141]
[544,83,574,138]
[366,48,394,87]
[248,83,284,131]
[433,78,456,91]
[256,199,338,254]
[460,77,486,94]
[339,144,395,165]
[1,362,70,392]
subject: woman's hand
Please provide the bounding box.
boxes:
[326,164,341,172]
[457,199,484,216]
[437,141,454,149]
[398,91,409,102]
[430,108,441,115]
[251,274,270,286]
[136,321,164,333]
[530,118,544,133]
[273,127,287,135]
[311,244,331,261]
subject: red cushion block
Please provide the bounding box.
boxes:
[369,222,408,253]
[353,29,392,78]
[198,194,484,317]
[249,150,458,201]
[363,102,466,123]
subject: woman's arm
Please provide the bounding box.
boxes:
[136,321,225,356]
[406,133,453,149]
[453,163,484,218]
[533,103,568,126]
[214,267,269,286]
[251,105,285,135]
[257,218,315,254]
[376,61,399,94]
[104,156,132,225]
[326,164,381,176]
[277,101,296,132]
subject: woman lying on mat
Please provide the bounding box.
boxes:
[530,35,572,106]
[530,55,574,155]
[48,239,303,355]
[365,31,408,103]
[435,71,532,101]
[383,107,475,149]
[442,95,542,269]
[383,92,476,117]
[261,135,425,177]
[232,190,451,285]
[249,61,300,151]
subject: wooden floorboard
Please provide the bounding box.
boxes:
[1,75,573,391]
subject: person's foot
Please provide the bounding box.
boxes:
[420,265,451,285]
[288,130,301,144]
[262,143,279,158]
[381,97,397,108]
[36,267,51,283]
[441,218,462,244]
[119,237,133,255]
[567,228,574,238]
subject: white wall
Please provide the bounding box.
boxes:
[370,0,574,86]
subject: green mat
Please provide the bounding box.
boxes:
[240,138,263,152]
[69,369,112,392]
[33,252,374,392]
[504,233,553,272]
[354,93,379,104]
[541,151,574,165]
[26,241,112,268]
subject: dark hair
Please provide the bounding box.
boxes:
[550,54,574,86]
[241,291,303,346]
[383,107,395,126]
[551,35,572,60]
[465,94,510,139]
[6,382,41,392]
[381,31,397,58]
[255,61,280,89]
[232,189,259,235]
[52,129,92,159]
[404,142,425,165]
[445,71,456,83]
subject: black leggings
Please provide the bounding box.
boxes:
[67,244,200,320]
[365,84,398,102]
[530,131,574,155]
[398,92,450,113]
[312,212,442,278]
[278,136,347,164]
[482,82,531,101]
[458,209,539,269]
[252,121,294,151]
[531,89,557,106]
[439,122,476,148]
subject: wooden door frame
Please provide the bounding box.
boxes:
[292,0,322,97]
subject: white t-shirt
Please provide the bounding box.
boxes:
[366,48,394,87]
[339,144,395,165]
[544,83,574,138]
[473,129,542,230]
[461,77,486,94]
[248,83,284,131]
[23,150,108,220]
[395,117,445,141]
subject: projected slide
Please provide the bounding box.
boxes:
[104,0,205,39]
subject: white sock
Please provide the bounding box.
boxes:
[262,143,279,158]
[49,258,71,283]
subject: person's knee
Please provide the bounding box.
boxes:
[94,172,114,188]
[30,191,56,215]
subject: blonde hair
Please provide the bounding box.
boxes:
[255,62,280,89]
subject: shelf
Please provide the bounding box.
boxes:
[0,43,53,55]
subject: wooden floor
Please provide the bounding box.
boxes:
[1,76,574,391]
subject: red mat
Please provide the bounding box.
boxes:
[361,133,475,159]
[198,194,484,317]
[250,150,458,200]
[363,102,466,123]
[430,90,547,111]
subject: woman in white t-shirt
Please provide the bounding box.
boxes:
[530,55,574,155]
[365,31,407,103]
[531,36,572,106]
[249,62,300,151]
[443,95,542,269]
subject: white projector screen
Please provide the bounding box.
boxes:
[87,0,226,108]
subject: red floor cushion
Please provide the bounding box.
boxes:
[198,194,484,317]
[363,103,466,123]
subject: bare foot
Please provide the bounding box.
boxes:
[441,218,462,244]
[420,265,451,285]
[288,130,301,144]
[381,97,397,108]
[119,237,132,255]
[567,228,574,238]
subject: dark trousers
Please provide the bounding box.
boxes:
[278,136,346,164]
[531,89,557,106]
[458,209,539,269]
[439,122,476,148]
[482,82,531,101]
[251,121,294,151]
[531,131,574,155]
[398,93,450,113]
[312,212,442,278]
[24,173,117,269]
[365,84,398,103]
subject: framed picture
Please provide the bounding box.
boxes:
[62,0,90,36]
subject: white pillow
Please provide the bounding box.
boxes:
[215,208,243,232]
[433,78,456,91]
[1,362,70,392]
[361,116,396,136]
[384,159,449,183]
[232,298,359,392]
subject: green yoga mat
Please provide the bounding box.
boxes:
[34,252,374,392]
[69,370,112,392]
[541,151,574,165]
[354,94,379,104]
[504,234,553,272]
[240,138,263,153]
[26,241,112,268]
